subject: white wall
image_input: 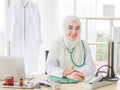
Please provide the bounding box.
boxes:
[35,0,60,74]
[36,0,59,50]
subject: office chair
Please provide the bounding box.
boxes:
[45,50,49,74]
[45,50,49,61]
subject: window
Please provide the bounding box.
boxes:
[87,19,110,62]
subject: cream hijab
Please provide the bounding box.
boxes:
[51,15,85,69]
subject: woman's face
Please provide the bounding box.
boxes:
[66,20,80,41]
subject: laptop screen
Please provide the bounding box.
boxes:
[0,56,25,81]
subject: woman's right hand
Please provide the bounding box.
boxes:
[62,68,85,81]
[62,68,75,77]
[66,71,84,81]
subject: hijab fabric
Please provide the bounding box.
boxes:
[51,15,84,69]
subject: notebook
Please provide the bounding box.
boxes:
[49,75,78,83]
[0,56,25,81]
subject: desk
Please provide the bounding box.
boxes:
[0,75,120,90]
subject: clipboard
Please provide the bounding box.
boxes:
[49,75,78,83]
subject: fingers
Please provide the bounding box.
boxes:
[62,68,74,77]
[62,68,85,81]
[75,72,85,79]
[66,71,85,82]
[73,74,84,81]
[62,68,75,77]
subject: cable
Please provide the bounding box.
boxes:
[96,71,107,74]
[95,65,114,77]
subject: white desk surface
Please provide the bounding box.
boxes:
[0,75,120,90]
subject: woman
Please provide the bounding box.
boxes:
[45,15,96,81]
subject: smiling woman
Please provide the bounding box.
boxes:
[45,15,96,82]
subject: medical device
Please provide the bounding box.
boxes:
[84,65,118,84]
[82,64,119,89]
[66,40,86,67]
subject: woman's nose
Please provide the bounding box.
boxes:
[72,29,77,34]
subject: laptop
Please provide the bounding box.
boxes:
[0,56,25,81]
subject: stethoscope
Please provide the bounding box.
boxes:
[66,40,86,67]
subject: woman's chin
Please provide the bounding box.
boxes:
[69,37,77,41]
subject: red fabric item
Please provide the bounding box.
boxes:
[5,76,14,86]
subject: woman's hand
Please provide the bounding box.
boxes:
[62,68,75,77]
[66,71,84,82]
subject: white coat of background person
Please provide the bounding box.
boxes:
[46,15,96,81]
[5,0,42,73]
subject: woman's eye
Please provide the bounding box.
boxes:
[69,27,72,30]
[76,27,80,30]
[75,26,80,30]
[68,26,73,30]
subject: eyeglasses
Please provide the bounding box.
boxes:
[66,25,81,32]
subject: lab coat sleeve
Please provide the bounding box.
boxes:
[5,4,15,41]
[75,46,96,78]
[32,4,42,45]
[45,50,63,77]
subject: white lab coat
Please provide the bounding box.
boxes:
[5,0,42,73]
[45,38,96,78]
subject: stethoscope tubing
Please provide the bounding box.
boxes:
[66,40,86,67]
